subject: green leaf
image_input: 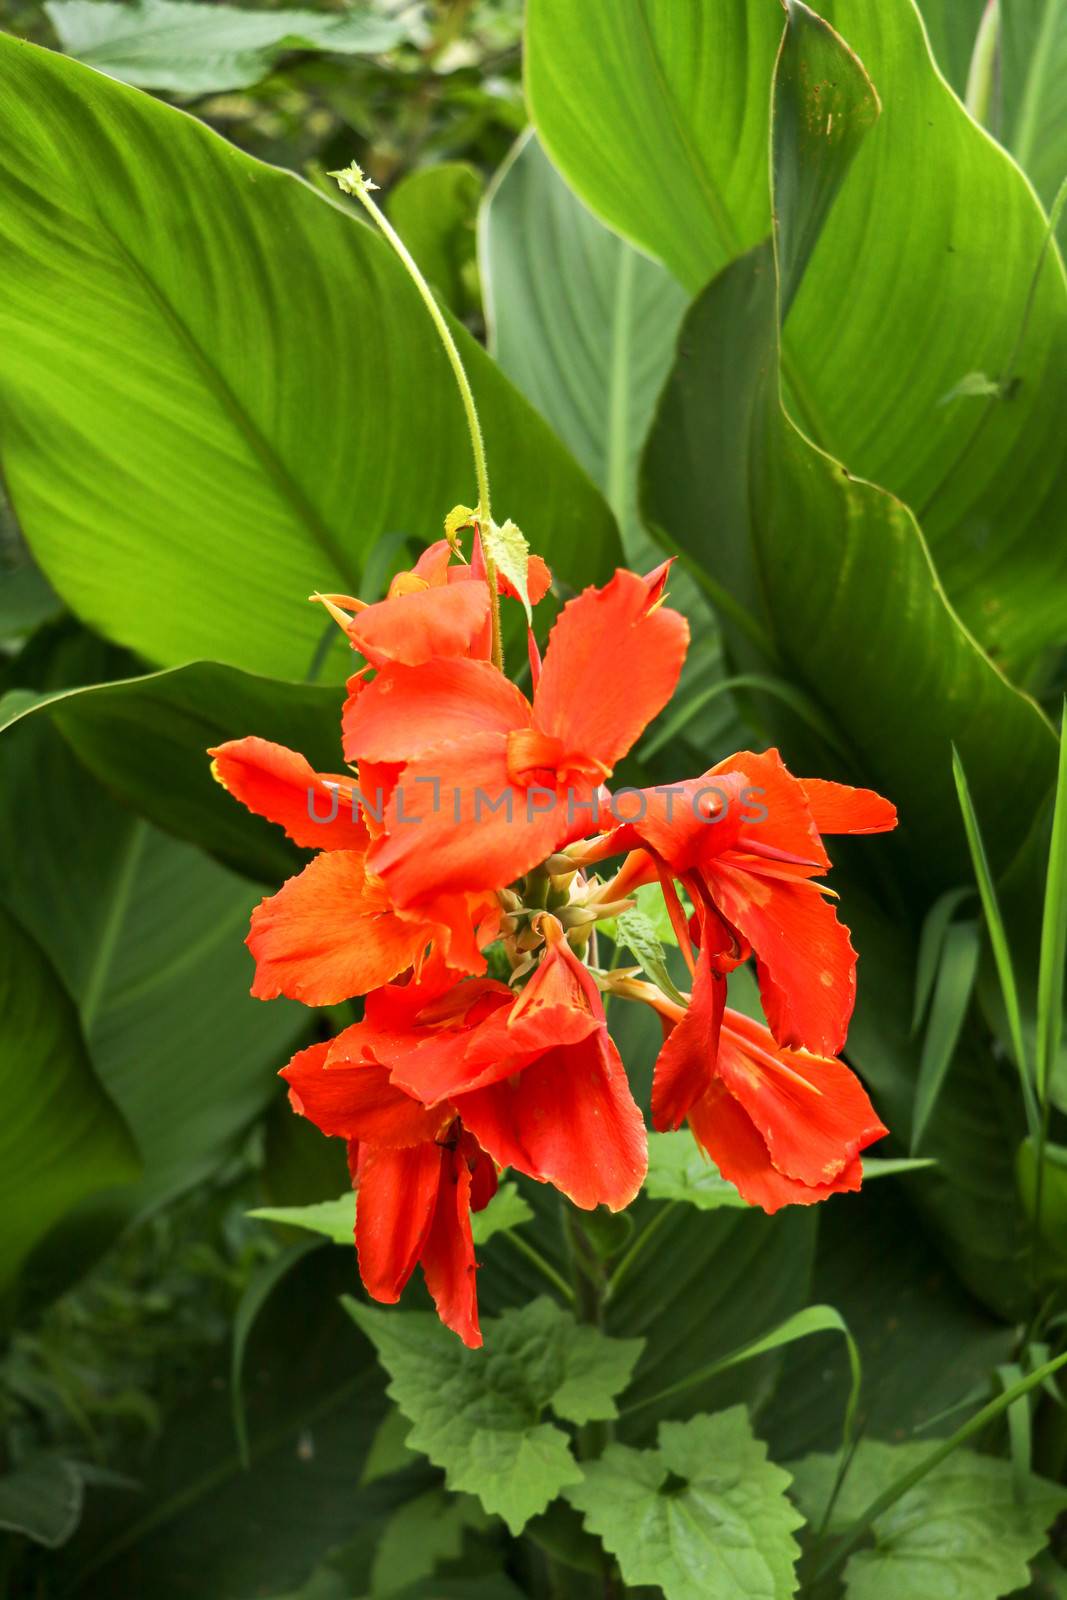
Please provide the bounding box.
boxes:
[1037,704,1067,1098]
[912,920,982,1151]
[482,518,532,623]
[912,887,973,1035]
[0,660,346,882]
[0,714,305,1219]
[1000,0,1067,239]
[613,907,688,1006]
[0,36,619,679]
[791,1441,1067,1600]
[1017,1136,1067,1275]
[0,904,140,1292]
[347,1297,644,1535]
[45,0,408,94]
[388,162,482,319]
[481,129,687,551]
[369,1487,488,1599]
[915,0,989,96]
[644,1131,751,1211]
[252,1181,532,1252]
[597,881,677,946]
[530,0,1067,670]
[231,1237,321,1468]
[566,1407,804,1600]
[0,562,62,644]
[360,1408,416,1488]
[0,1456,84,1549]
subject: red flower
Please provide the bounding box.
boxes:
[343,569,689,904]
[317,538,552,670]
[283,1036,495,1347]
[599,749,896,1057]
[211,736,498,1004]
[341,921,648,1212]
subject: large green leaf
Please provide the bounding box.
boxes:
[388,161,483,320]
[790,1441,1067,1600]
[349,1298,643,1536]
[1000,0,1067,236]
[915,0,989,96]
[566,1408,804,1600]
[0,904,139,1292]
[481,129,687,552]
[0,715,305,1217]
[528,0,1067,668]
[44,0,408,94]
[0,35,619,679]
[641,8,1057,889]
[0,659,345,882]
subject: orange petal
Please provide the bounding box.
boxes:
[342,657,531,764]
[688,1081,864,1214]
[707,861,857,1056]
[347,582,491,668]
[210,736,367,852]
[650,939,726,1132]
[247,850,429,1004]
[710,749,829,870]
[457,1030,647,1212]
[534,569,689,772]
[355,1142,443,1302]
[419,1145,483,1347]
[370,732,575,904]
[799,777,898,836]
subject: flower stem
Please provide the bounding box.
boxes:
[331,162,503,670]
[502,1228,576,1305]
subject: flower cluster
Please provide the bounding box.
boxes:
[211,533,895,1347]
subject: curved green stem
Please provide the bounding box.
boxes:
[331,162,503,670]
[502,1228,576,1305]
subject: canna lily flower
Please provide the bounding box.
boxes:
[343,568,690,904]
[344,921,648,1212]
[652,975,887,1212]
[315,537,552,671]
[594,749,896,1058]
[211,736,498,1004]
[282,1036,496,1347]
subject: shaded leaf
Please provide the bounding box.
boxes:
[0,1455,84,1549]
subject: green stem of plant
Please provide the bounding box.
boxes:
[604,1202,677,1304]
[560,1200,611,1468]
[502,1229,576,1305]
[334,164,503,671]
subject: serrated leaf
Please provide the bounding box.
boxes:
[566,1407,804,1600]
[346,1297,644,1535]
[470,1182,534,1247]
[483,519,532,623]
[370,1486,488,1598]
[614,908,688,1006]
[790,1441,1067,1600]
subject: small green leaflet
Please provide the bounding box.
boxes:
[597,880,678,945]
[347,1297,644,1535]
[483,518,533,623]
[644,1134,935,1211]
[566,1407,803,1600]
[790,1440,1067,1600]
[613,908,688,1006]
[249,1181,532,1251]
[369,1486,489,1597]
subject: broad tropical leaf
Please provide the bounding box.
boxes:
[0,35,619,680]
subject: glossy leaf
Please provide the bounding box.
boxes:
[529,0,1067,668]
[0,36,619,679]
[0,904,139,1291]
[44,0,408,94]
[0,660,346,882]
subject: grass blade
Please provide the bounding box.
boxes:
[1036,701,1067,1101]
[912,920,981,1152]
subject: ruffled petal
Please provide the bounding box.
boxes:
[370,733,574,904]
[210,737,367,852]
[283,1040,446,1146]
[650,939,726,1131]
[533,570,689,772]
[714,1009,887,1188]
[799,777,898,836]
[347,582,491,668]
[354,1141,443,1302]
[456,1030,647,1211]
[247,850,429,1004]
[706,861,857,1056]
[342,658,531,764]
[687,1081,863,1214]
[419,1145,482,1347]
